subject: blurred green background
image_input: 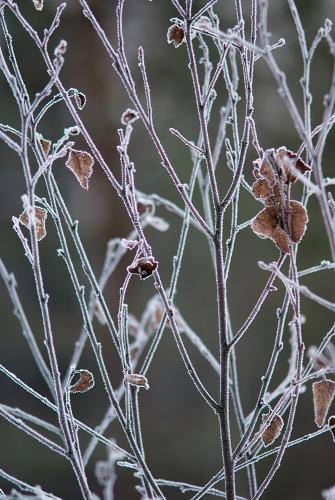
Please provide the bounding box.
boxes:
[0,0,334,498]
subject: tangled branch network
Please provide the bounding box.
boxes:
[0,0,334,499]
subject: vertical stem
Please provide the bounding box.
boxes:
[213,209,235,500]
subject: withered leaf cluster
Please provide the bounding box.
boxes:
[70,369,95,394]
[251,147,311,253]
[19,206,48,241]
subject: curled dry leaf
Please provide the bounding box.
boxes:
[70,369,95,393]
[261,412,284,447]
[167,24,185,47]
[125,373,149,390]
[121,108,139,125]
[19,207,47,241]
[66,149,94,189]
[74,92,86,110]
[312,379,335,427]
[128,256,158,280]
[328,415,335,443]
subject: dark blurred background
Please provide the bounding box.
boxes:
[0,0,334,498]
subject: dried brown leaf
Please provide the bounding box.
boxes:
[75,92,86,110]
[275,147,312,183]
[251,179,271,203]
[127,256,158,280]
[260,158,277,187]
[167,24,185,47]
[272,226,290,253]
[125,373,149,390]
[290,201,308,243]
[261,413,284,447]
[70,369,95,393]
[312,379,335,427]
[121,108,139,125]
[251,206,278,239]
[19,207,47,241]
[66,149,94,189]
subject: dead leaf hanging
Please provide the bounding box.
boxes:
[312,379,335,427]
[66,149,94,190]
[261,412,284,447]
[128,256,158,280]
[125,373,149,390]
[121,108,139,125]
[167,24,185,48]
[70,369,95,393]
[290,201,308,243]
[251,148,311,252]
[19,207,47,241]
[275,147,312,183]
[251,206,278,240]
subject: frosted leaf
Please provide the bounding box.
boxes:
[290,201,308,243]
[70,369,95,393]
[259,158,277,187]
[261,413,284,446]
[125,373,149,390]
[167,24,185,47]
[74,92,86,110]
[251,207,278,239]
[19,207,47,241]
[312,379,335,427]
[121,108,139,125]
[251,179,271,203]
[128,256,158,280]
[272,226,290,253]
[275,147,312,183]
[66,149,94,189]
